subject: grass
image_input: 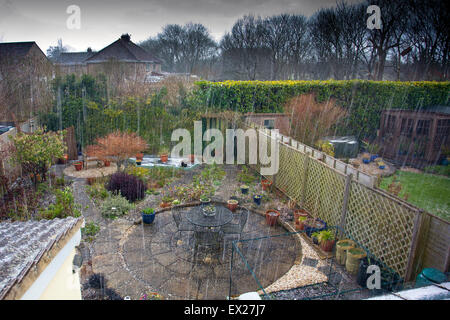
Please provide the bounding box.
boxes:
[379,170,450,221]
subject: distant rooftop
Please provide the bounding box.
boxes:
[0,41,47,64]
[85,34,162,64]
[0,217,83,299]
[53,50,96,65]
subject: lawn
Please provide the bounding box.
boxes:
[379,170,450,221]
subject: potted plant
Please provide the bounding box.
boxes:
[74,161,83,171]
[261,179,272,191]
[200,195,211,205]
[317,230,335,252]
[160,196,173,208]
[104,159,111,167]
[295,216,307,231]
[336,239,356,265]
[227,199,238,212]
[265,209,280,226]
[345,247,367,275]
[159,147,169,163]
[362,153,370,164]
[240,184,249,194]
[203,205,216,216]
[172,199,181,205]
[136,153,144,161]
[293,209,309,224]
[136,159,142,166]
[304,218,326,237]
[253,194,262,205]
[378,161,385,169]
[141,207,156,224]
[311,231,320,245]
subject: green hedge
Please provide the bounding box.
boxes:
[193,80,450,139]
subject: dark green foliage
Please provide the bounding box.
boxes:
[193,80,450,139]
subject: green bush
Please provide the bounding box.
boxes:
[38,187,81,220]
[423,165,450,177]
[193,80,450,139]
[100,194,134,218]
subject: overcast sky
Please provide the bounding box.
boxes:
[0,0,363,53]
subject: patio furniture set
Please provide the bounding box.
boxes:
[172,204,249,253]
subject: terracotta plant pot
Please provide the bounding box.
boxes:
[160,154,168,163]
[74,161,83,171]
[265,209,280,226]
[189,154,195,163]
[293,209,309,224]
[160,202,171,208]
[261,179,272,191]
[104,160,111,167]
[320,239,335,252]
[295,221,306,231]
[136,153,144,161]
[227,199,238,212]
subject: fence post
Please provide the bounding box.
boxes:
[338,173,353,237]
[300,156,311,209]
[405,210,424,281]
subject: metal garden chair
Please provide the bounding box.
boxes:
[172,206,196,232]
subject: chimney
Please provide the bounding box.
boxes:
[120,34,131,42]
[87,47,92,53]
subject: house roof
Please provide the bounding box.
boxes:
[0,217,83,300]
[53,51,96,65]
[0,42,47,64]
[85,34,162,64]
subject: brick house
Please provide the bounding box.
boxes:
[54,34,162,80]
[0,41,52,122]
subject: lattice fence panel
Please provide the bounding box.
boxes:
[303,159,346,227]
[272,143,306,203]
[345,181,418,277]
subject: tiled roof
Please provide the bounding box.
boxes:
[85,35,161,64]
[0,217,83,299]
[53,52,96,65]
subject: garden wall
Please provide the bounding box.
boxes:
[194,80,450,139]
[248,128,449,281]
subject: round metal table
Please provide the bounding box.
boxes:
[185,205,233,228]
[185,205,233,249]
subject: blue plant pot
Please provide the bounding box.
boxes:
[305,219,327,237]
[241,187,249,194]
[253,195,262,205]
[441,158,449,166]
[379,165,385,170]
[142,212,156,224]
[370,154,378,162]
[362,158,370,164]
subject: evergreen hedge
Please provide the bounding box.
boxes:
[193,80,450,139]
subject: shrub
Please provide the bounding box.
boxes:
[100,194,134,218]
[86,182,110,201]
[423,165,450,177]
[107,172,146,202]
[38,187,81,220]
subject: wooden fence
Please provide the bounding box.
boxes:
[249,128,449,281]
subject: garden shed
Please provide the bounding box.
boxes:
[378,106,450,166]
